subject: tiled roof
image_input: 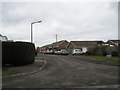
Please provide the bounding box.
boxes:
[70,41,103,47]
[108,40,120,43]
[107,40,120,46]
[41,40,68,48]
[50,40,64,47]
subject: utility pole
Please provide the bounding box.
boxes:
[56,34,57,42]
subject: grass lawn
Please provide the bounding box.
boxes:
[80,55,119,62]
[0,71,11,77]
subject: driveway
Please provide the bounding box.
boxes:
[2,54,118,88]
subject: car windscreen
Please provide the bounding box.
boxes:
[75,49,81,52]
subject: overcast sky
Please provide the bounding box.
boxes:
[1,1,118,47]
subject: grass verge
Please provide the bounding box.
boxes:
[80,55,119,62]
[0,71,11,77]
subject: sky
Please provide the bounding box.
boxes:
[1,1,119,47]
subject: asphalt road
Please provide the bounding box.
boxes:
[2,54,118,88]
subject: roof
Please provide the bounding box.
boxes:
[41,40,68,48]
[69,41,103,48]
[107,40,120,46]
[107,40,120,43]
[50,40,63,47]
[50,40,69,47]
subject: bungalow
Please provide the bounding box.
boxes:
[40,40,69,52]
[39,44,51,53]
[66,41,104,53]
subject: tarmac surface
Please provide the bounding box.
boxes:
[2,54,119,89]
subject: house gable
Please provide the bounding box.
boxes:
[58,40,69,49]
[66,42,76,49]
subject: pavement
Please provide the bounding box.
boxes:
[2,53,46,78]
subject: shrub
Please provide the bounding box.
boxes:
[86,51,92,55]
[35,49,38,56]
[102,52,107,56]
[2,41,36,66]
[112,51,118,56]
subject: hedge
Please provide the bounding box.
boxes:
[2,41,36,66]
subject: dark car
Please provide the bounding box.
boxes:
[60,49,68,55]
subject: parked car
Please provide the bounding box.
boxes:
[54,50,61,55]
[60,49,68,55]
[54,49,68,55]
[58,50,62,55]
[45,50,54,54]
[72,49,83,55]
[54,51,58,54]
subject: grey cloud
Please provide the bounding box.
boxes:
[2,2,28,26]
[2,2,118,46]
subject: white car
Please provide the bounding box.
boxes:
[72,49,83,55]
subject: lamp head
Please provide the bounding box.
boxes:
[32,21,42,24]
[37,21,42,23]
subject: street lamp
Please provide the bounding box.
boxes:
[31,20,42,43]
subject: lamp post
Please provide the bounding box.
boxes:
[31,21,42,43]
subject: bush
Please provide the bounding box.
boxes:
[86,51,92,55]
[35,49,38,56]
[112,51,118,56]
[2,41,36,66]
[102,52,107,56]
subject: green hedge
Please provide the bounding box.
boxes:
[2,42,36,66]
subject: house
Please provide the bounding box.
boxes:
[50,40,69,50]
[0,34,8,41]
[39,44,51,52]
[40,40,69,52]
[106,40,120,47]
[66,41,104,53]
[104,40,120,56]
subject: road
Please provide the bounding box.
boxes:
[2,54,118,88]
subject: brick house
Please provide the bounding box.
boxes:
[66,41,104,53]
